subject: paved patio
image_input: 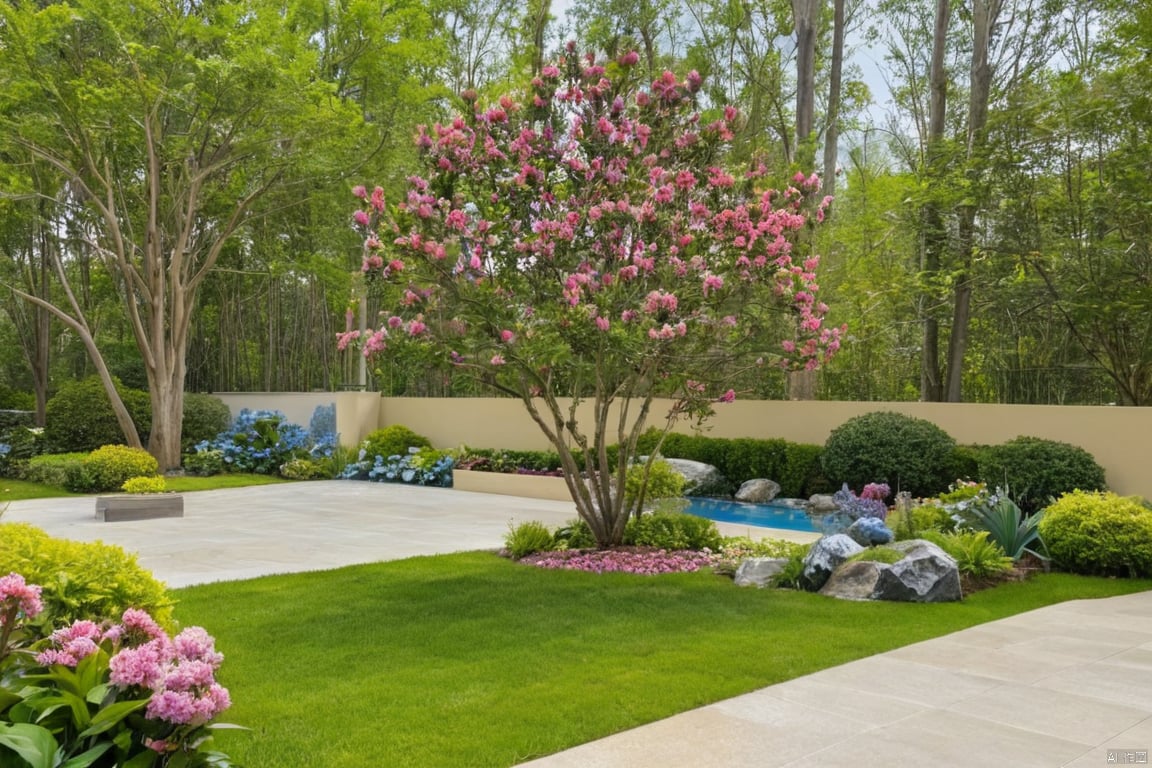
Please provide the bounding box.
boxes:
[5,481,1150,766]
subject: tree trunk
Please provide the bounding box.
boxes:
[792,0,820,167]
[919,0,950,402]
[822,0,845,196]
[943,0,1001,402]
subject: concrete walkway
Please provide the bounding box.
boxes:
[5,482,1150,767]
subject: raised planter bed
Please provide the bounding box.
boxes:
[95,494,184,522]
[452,469,572,502]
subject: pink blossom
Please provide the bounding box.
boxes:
[172,627,223,668]
[618,51,640,67]
[595,316,610,332]
[717,389,736,403]
[109,639,171,689]
[370,186,386,212]
[0,573,43,622]
[119,608,166,646]
[407,319,427,336]
[490,354,506,366]
[351,185,367,199]
[701,273,724,296]
[352,210,370,227]
[500,329,515,343]
[336,330,360,351]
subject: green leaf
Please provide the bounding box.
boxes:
[0,723,58,768]
[121,749,158,768]
[77,698,149,738]
[58,742,113,768]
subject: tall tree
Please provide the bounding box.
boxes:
[0,0,366,467]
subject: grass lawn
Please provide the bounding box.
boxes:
[173,553,1152,768]
[1,473,288,502]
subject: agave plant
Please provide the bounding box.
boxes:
[957,488,1048,563]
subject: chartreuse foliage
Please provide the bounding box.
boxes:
[0,522,174,630]
[343,50,842,547]
[172,553,1152,768]
[1039,491,1152,577]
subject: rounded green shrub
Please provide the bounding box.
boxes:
[360,424,432,461]
[44,376,151,453]
[1038,490,1152,577]
[181,393,231,450]
[624,510,722,551]
[624,459,685,509]
[977,436,1106,514]
[820,411,956,498]
[78,444,160,493]
[0,522,174,629]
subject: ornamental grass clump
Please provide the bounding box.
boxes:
[0,575,238,766]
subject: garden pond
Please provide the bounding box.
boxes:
[685,497,820,533]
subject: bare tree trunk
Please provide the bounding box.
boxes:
[919,0,950,402]
[792,0,820,167]
[821,0,845,196]
[943,0,1001,402]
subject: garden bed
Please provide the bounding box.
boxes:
[451,468,572,501]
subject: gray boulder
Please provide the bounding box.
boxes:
[872,540,962,603]
[801,534,864,591]
[807,494,839,513]
[847,517,895,547]
[820,560,885,601]
[660,458,729,496]
[733,558,789,588]
[735,479,782,503]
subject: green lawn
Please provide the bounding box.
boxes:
[173,553,1152,768]
[1,473,288,502]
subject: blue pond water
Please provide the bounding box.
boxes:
[685,497,820,533]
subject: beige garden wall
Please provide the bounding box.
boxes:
[379,397,1152,500]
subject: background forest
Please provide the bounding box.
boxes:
[2,0,1150,430]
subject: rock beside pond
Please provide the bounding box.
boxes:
[874,540,962,603]
[660,458,730,496]
[807,494,839,513]
[820,560,885,600]
[735,479,781,503]
[733,557,789,588]
[801,533,864,591]
[819,539,962,603]
[847,516,895,547]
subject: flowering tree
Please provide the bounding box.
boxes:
[342,48,843,547]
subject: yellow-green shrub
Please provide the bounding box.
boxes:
[624,458,685,510]
[1038,491,1152,577]
[0,522,174,629]
[122,475,167,494]
[81,444,160,492]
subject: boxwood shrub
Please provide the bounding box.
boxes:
[44,375,151,454]
[1038,490,1152,577]
[79,444,160,493]
[360,425,432,461]
[977,436,1106,514]
[820,411,956,498]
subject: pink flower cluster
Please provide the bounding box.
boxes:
[520,548,713,575]
[0,572,43,624]
[35,619,105,667]
[40,608,231,729]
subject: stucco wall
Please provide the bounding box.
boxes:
[379,397,1152,500]
[210,393,1150,499]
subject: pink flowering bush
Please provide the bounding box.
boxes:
[521,548,714,575]
[342,46,843,547]
[0,574,238,767]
